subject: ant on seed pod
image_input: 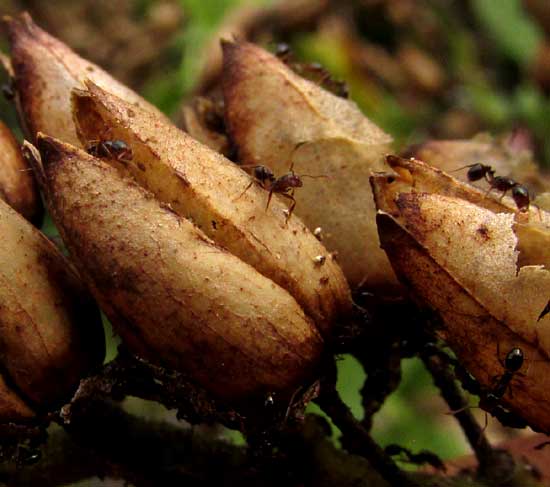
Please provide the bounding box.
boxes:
[237,142,327,222]
[86,139,133,164]
[453,163,530,212]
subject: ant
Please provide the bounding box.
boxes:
[86,139,133,164]
[482,346,524,408]
[454,163,530,212]
[237,143,326,222]
[447,346,527,434]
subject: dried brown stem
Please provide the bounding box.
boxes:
[315,358,421,487]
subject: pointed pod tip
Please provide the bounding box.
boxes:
[3,11,36,37]
[36,133,65,169]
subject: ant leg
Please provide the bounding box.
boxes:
[234,180,255,201]
[279,192,297,223]
[445,404,472,415]
[85,139,100,152]
[98,142,114,160]
[265,188,274,211]
[287,141,309,171]
[450,164,475,173]
[477,413,489,446]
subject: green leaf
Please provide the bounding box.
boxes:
[471,0,543,67]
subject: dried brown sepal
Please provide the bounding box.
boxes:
[222,40,396,291]
[0,120,42,223]
[3,12,167,145]
[72,82,351,336]
[371,157,550,432]
[37,134,323,402]
[0,191,104,411]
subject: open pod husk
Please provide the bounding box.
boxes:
[0,195,104,421]
[222,41,396,291]
[3,12,167,145]
[371,156,550,432]
[0,120,42,223]
[37,134,325,403]
[71,81,351,336]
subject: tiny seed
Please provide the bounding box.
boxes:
[313,227,323,240]
[313,255,326,265]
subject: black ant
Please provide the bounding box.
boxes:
[482,346,524,408]
[447,346,527,433]
[86,139,133,164]
[454,163,530,212]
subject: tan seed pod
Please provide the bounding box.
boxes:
[72,81,351,336]
[221,40,396,291]
[0,120,42,223]
[3,12,168,145]
[37,134,324,402]
[0,194,104,419]
[371,156,550,432]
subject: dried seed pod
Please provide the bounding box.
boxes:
[371,156,550,432]
[37,134,323,402]
[0,194,104,420]
[222,41,395,290]
[3,12,168,145]
[72,81,351,336]
[0,120,42,223]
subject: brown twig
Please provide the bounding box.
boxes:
[315,358,421,487]
[421,352,517,484]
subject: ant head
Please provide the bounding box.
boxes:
[284,173,303,188]
[505,347,524,372]
[511,185,529,211]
